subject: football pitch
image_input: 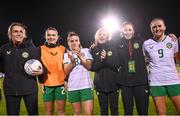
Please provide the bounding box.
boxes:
[0,71,178,115]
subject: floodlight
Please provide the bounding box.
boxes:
[101,16,120,33]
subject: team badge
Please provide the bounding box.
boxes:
[22,52,29,58]
[133,43,139,49]
[107,51,112,56]
[166,43,172,49]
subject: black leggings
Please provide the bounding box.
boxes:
[121,85,149,115]
[97,90,119,115]
[5,93,38,115]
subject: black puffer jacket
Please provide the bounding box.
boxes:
[90,41,120,92]
[0,39,40,95]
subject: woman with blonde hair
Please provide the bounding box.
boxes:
[90,28,120,115]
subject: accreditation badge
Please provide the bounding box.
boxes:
[128,60,136,73]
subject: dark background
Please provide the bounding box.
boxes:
[0,0,179,47]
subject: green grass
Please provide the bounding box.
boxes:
[0,71,178,115]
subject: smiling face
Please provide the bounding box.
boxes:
[45,29,59,44]
[150,19,166,40]
[9,25,26,44]
[122,23,134,40]
[68,35,81,51]
[95,28,109,44]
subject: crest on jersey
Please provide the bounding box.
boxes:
[166,43,172,49]
[133,43,139,49]
[107,51,112,56]
[22,52,29,58]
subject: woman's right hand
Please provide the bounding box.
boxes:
[100,49,107,61]
[67,50,75,63]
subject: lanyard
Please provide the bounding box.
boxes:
[128,40,133,59]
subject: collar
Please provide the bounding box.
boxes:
[44,42,59,48]
[153,35,167,42]
[10,41,26,48]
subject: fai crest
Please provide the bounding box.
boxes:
[166,43,172,49]
[107,51,112,56]
[133,43,139,49]
[22,52,29,58]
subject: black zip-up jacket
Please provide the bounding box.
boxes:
[90,41,120,92]
[117,37,148,86]
[0,39,41,95]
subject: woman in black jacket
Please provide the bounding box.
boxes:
[90,28,120,115]
[0,22,43,115]
[117,22,149,115]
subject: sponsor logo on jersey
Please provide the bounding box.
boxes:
[119,44,124,48]
[50,52,57,56]
[133,43,139,49]
[145,89,149,93]
[107,51,112,56]
[149,46,153,49]
[22,52,29,58]
[6,51,11,55]
[96,52,99,56]
[166,43,173,49]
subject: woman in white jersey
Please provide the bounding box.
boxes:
[63,32,93,115]
[143,18,180,115]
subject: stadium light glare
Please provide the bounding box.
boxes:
[101,16,120,33]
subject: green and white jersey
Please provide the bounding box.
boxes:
[63,48,93,91]
[143,35,180,86]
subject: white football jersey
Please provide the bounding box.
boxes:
[143,35,180,86]
[63,48,93,91]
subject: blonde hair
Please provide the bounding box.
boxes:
[94,28,111,40]
[121,21,134,29]
[7,22,27,41]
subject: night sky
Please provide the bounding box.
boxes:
[0,0,179,48]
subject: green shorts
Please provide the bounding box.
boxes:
[43,85,66,102]
[150,84,180,97]
[67,88,94,103]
